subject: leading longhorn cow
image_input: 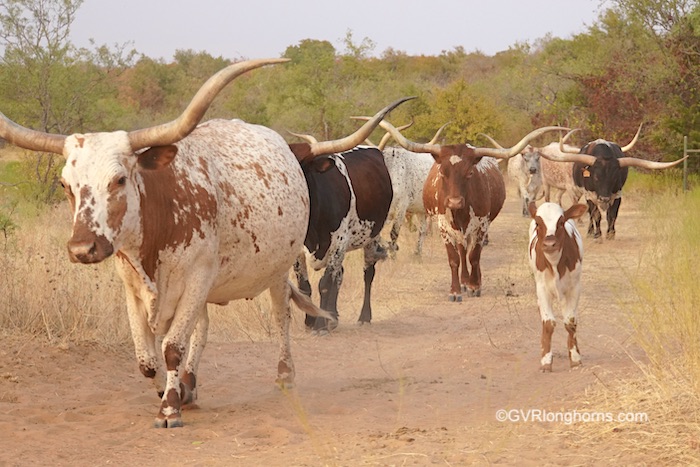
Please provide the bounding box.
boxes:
[0,59,336,428]
[288,97,414,330]
[540,126,687,239]
[370,120,568,301]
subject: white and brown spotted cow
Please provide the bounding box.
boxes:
[0,59,334,428]
[376,121,568,301]
[528,201,587,372]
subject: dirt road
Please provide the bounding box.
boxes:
[0,186,655,466]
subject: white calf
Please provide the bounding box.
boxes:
[528,201,587,372]
[507,147,543,216]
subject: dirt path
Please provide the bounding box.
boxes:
[0,185,655,466]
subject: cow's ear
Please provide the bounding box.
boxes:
[564,203,588,221]
[137,145,178,170]
[527,201,538,218]
[311,156,335,173]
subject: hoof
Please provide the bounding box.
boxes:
[540,363,552,373]
[570,360,582,369]
[356,320,371,326]
[606,232,616,240]
[154,415,183,428]
[275,378,295,390]
[448,294,462,302]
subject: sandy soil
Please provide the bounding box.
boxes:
[0,185,658,466]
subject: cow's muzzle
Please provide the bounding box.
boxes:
[67,236,114,264]
[542,235,559,253]
[446,196,465,210]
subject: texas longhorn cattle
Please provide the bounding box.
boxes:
[374,120,568,301]
[288,97,414,330]
[528,201,588,372]
[376,122,448,257]
[0,59,336,428]
[540,126,687,239]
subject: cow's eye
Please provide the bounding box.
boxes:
[117,176,127,186]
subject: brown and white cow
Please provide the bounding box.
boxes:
[528,201,588,372]
[288,97,414,330]
[0,59,334,428]
[375,121,568,301]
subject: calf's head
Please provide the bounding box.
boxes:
[529,202,587,254]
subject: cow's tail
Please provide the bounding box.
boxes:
[287,280,335,321]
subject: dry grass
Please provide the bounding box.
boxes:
[553,187,700,464]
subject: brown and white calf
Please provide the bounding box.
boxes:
[0,59,333,428]
[528,201,587,372]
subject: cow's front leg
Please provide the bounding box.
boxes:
[315,264,342,331]
[156,340,187,428]
[465,241,483,297]
[358,238,386,324]
[268,277,295,387]
[293,254,315,329]
[587,200,602,239]
[181,305,209,406]
[124,292,164,397]
[445,242,462,301]
[606,197,622,240]
[536,283,556,372]
[562,288,582,368]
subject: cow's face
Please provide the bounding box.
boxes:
[529,202,587,254]
[521,147,540,174]
[60,132,176,263]
[435,145,482,210]
[579,140,628,208]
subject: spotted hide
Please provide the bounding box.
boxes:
[0,59,333,429]
[528,202,587,372]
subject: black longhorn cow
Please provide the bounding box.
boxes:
[289,97,414,330]
[540,126,687,239]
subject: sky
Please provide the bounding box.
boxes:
[69,0,610,61]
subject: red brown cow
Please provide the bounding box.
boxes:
[0,59,334,428]
[528,201,587,372]
[375,121,568,301]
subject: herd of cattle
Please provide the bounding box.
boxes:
[0,59,687,428]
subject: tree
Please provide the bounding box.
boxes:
[0,0,135,202]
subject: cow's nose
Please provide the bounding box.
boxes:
[542,235,558,250]
[446,197,465,210]
[67,238,114,264]
[529,167,537,174]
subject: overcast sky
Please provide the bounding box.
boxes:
[70,0,610,61]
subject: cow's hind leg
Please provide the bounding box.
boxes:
[181,305,209,406]
[465,237,485,297]
[268,277,295,387]
[540,319,555,372]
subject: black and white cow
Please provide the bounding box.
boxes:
[289,97,414,330]
[540,126,687,239]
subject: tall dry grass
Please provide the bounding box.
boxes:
[563,183,700,463]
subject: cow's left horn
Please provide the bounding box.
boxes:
[128,58,290,151]
[288,131,319,144]
[620,123,643,152]
[618,155,688,169]
[377,120,413,150]
[305,96,416,156]
[473,126,570,159]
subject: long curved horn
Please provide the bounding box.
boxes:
[618,155,688,169]
[620,122,643,152]
[477,133,504,149]
[287,131,318,144]
[0,112,67,155]
[128,58,290,151]
[428,121,451,145]
[305,96,415,156]
[377,120,413,150]
[473,126,570,159]
[366,119,442,157]
[558,128,583,154]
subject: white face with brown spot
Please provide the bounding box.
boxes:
[60,131,143,264]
